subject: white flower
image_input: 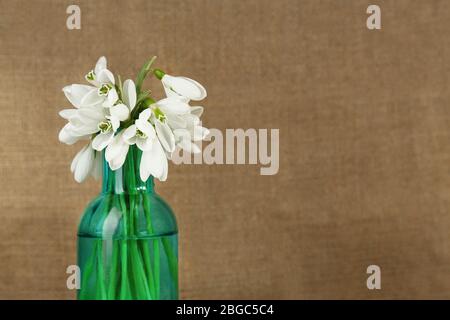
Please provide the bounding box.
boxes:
[141,139,168,182]
[71,142,101,183]
[61,57,118,110]
[91,79,136,151]
[123,108,168,182]
[123,111,156,151]
[173,111,209,154]
[59,79,136,151]
[84,56,119,108]
[105,131,130,171]
[155,69,207,101]
[62,84,98,109]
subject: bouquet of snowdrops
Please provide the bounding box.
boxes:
[59,56,208,182]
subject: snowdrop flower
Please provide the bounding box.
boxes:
[59,79,136,151]
[105,131,130,171]
[91,79,137,150]
[173,110,209,154]
[154,69,207,101]
[58,103,99,145]
[62,82,106,108]
[62,57,118,109]
[84,56,118,108]
[123,108,168,182]
[71,142,101,183]
[148,97,197,154]
[84,56,110,87]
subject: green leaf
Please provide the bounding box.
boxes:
[116,75,124,101]
[135,56,157,94]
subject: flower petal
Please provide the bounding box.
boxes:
[80,87,104,107]
[140,141,167,181]
[163,84,181,99]
[59,123,82,145]
[190,106,204,117]
[102,88,118,108]
[59,109,78,120]
[138,108,152,121]
[191,126,209,141]
[183,113,200,128]
[155,121,175,152]
[71,144,86,173]
[157,97,190,115]
[107,115,120,132]
[63,84,94,108]
[105,132,129,170]
[109,143,129,170]
[136,118,156,139]
[78,107,106,122]
[136,137,153,151]
[110,103,129,121]
[73,143,95,183]
[123,79,137,111]
[123,125,137,145]
[162,75,207,101]
[180,76,207,100]
[173,128,191,142]
[94,56,107,74]
[179,139,201,154]
[96,69,115,85]
[166,112,187,129]
[92,131,114,151]
[173,128,200,153]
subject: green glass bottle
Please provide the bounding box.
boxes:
[77,145,178,300]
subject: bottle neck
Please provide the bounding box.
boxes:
[101,145,154,194]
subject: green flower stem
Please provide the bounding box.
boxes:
[162,237,178,292]
[130,240,152,299]
[140,239,156,298]
[96,245,107,299]
[153,239,160,299]
[107,239,119,299]
[118,196,129,299]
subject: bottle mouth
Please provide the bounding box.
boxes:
[101,146,155,194]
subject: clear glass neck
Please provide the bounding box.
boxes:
[101,145,154,194]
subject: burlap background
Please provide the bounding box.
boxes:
[0,0,449,299]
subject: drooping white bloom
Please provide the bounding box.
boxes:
[123,108,168,182]
[141,140,168,182]
[71,142,101,183]
[155,69,207,101]
[84,56,119,108]
[105,131,130,171]
[61,57,118,111]
[62,84,96,108]
[59,79,136,151]
[123,110,156,151]
[173,111,209,154]
[155,73,209,154]
[91,79,136,151]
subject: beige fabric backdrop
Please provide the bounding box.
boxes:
[0,0,449,299]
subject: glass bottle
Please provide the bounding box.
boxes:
[77,145,178,299]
